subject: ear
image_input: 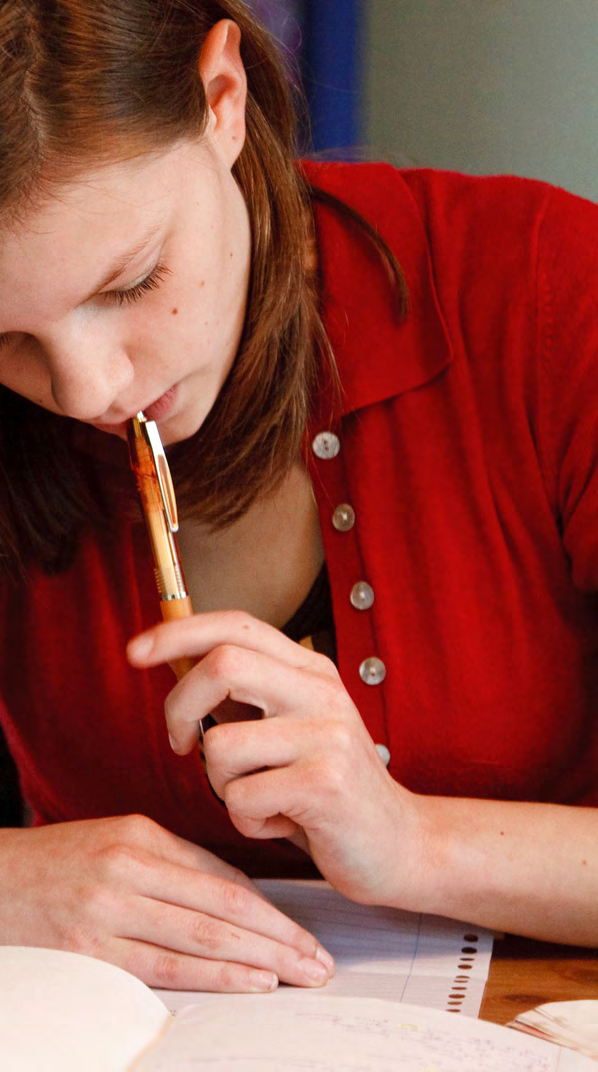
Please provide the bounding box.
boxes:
[199,20,247,168]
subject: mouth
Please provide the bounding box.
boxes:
[90,385,178,436]
[143,385,178,423]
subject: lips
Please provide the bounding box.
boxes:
[89,386,178,440]
[142,385,178,422]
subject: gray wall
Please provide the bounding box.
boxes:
[365,1,598,201]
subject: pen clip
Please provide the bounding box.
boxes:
[137,412,179,533]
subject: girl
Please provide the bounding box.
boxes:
[0,0,597,993]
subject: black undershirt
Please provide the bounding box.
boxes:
[280,563,337,664]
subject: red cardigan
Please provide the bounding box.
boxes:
[2,162,598,876]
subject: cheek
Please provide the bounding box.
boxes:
[0,345,53,408]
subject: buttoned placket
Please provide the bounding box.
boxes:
[309,428,391,768]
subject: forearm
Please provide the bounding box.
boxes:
[404,794,598,946]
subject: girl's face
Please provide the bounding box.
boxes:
[0,136,251,445]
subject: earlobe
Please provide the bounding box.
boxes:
[198,20,247,168]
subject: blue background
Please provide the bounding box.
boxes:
[246,1,363,153]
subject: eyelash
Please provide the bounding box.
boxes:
[0,262,172,349]
[104,262,172,307]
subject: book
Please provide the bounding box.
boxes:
[0,945,593,1071]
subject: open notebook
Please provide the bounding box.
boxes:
[0,947,592,1072]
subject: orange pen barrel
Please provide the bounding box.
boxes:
[127,413,196,681]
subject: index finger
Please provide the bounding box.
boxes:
[127,610,337,678]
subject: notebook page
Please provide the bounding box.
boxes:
[136,994,593,1071]
[155,880,492,1018]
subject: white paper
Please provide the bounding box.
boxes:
[137,994,595,1071]
[0,946,171,1072]
[156,880,493,1018]
[510,1000,598,1058]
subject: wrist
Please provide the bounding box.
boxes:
[370,782,441,914]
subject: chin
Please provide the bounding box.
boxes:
[158,413,205,448]
[90,421,129,440]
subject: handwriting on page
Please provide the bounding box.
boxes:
[137,996,588,1071]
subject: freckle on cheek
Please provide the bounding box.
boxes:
[171,308,178,315]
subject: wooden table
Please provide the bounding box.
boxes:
[480,935,598,1024]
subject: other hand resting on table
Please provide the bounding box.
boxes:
[0,816,334,991]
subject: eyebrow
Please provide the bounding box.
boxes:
[83,223,162,302]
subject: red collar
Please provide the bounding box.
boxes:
[75,162,453,464]
[302,160,453,420]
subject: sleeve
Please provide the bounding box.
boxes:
[536,185,598,592]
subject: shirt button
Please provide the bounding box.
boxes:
[359,657,387,686]
[350,582,375,611]
[312,431,340,460]
[375,744,391,767]
[332,504,355,532]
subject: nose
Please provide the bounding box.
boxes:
[43,329,135,421]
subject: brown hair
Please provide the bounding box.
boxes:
[0,0,405,575]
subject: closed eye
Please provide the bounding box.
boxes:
[102,262,172,307]
[0,261,173,344]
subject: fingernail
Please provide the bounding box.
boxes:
[315,946,335,976]
[168,734,180,753]
[249,970,278,992]
[298,957,329,985]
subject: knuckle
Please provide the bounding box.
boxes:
[312,650,341,679]
[311,748,350,800]
[82,880,121,920]
[151,950,183,989]
[217,877,252,918]
[56,889,116,956]
[222,777,246,816]
[94,818,165,881]
[323,761,347,796]
[190,915,226,952]
[213,960,249,992]
[63,923,104,958]
[208,644,245,681]
[202,724,226,763]
[95,838,148,879]
[328,720,354,756]
[114,813,159,842]
[324,677,351,710]
[227,814,256,839]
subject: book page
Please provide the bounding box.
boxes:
[136,994,594,1071]
[510,1001,598,1057]
[156,880,493,1018]
[0,946,171,1072]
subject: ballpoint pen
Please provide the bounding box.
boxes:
[127,411,196,682]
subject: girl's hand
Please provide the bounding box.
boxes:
[0,817,334,991]
[128,612,426,908]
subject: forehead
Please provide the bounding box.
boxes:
[0,140,211,311]
[1,137,215,257]
[4,150,179,249]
